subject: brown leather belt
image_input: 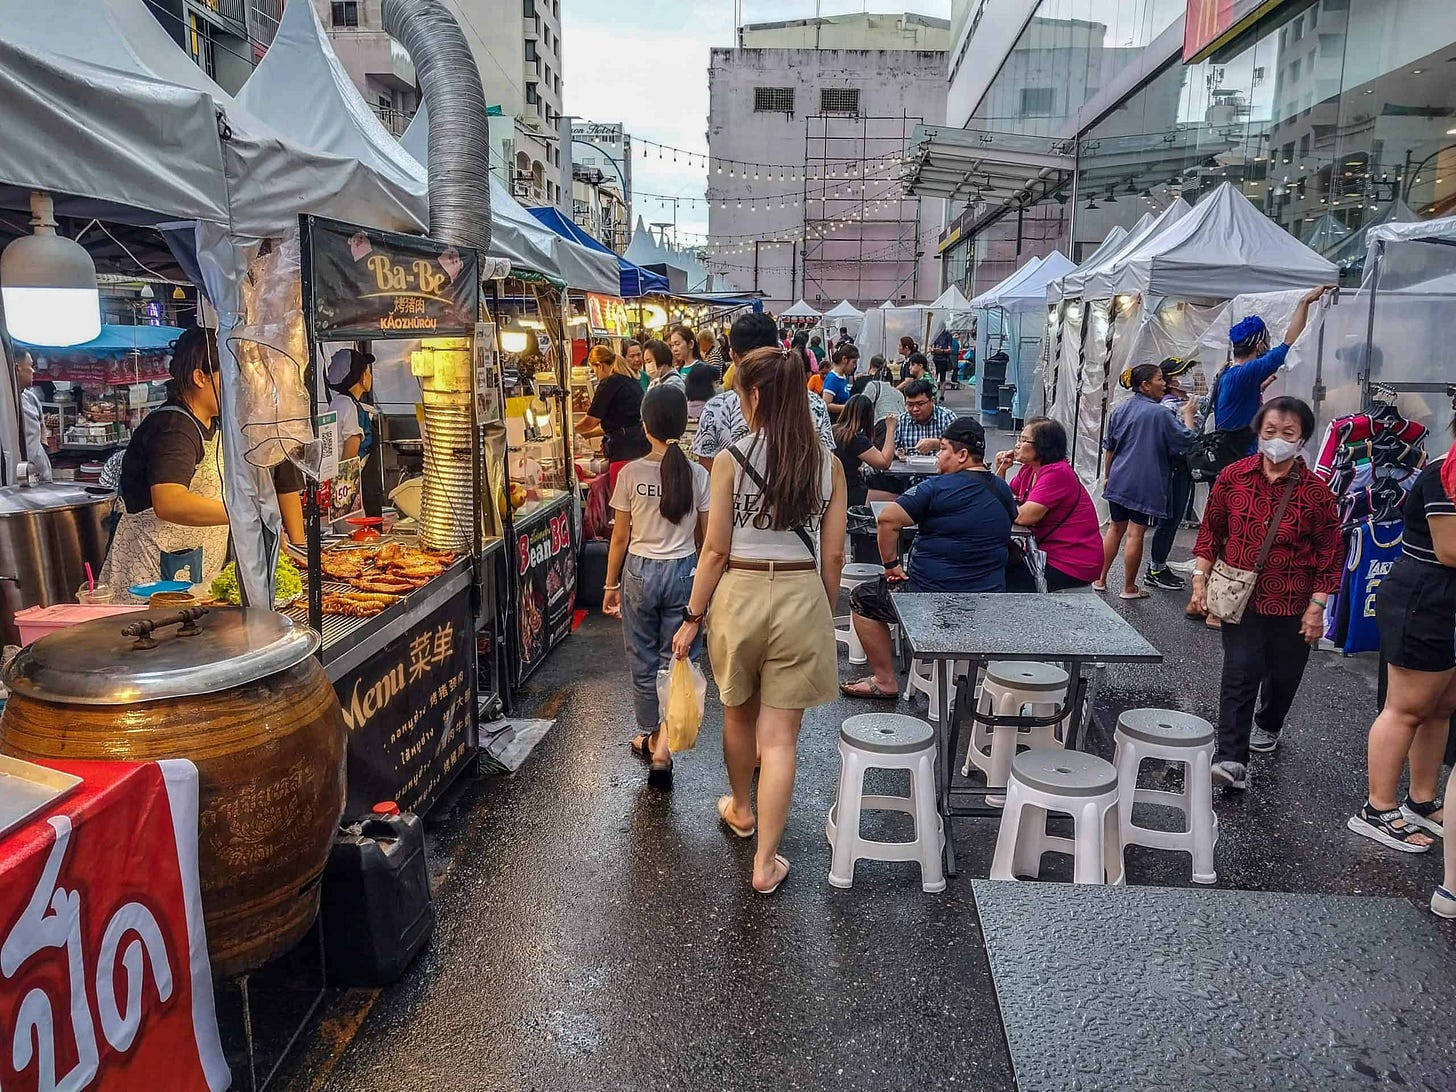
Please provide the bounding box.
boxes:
[726,557,817,573]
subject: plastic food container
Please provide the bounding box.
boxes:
[14,603,148,646]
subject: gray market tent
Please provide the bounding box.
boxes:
[401,107,614,293]
[0,0,433,608]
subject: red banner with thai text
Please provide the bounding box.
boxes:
[0,759,229,1092]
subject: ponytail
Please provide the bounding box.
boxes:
[658,440,694,524]
[640,385,693,523]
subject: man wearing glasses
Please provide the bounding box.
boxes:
[865,378,962,500]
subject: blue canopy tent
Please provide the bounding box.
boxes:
[18,324,186,351]
[527,206,668,298]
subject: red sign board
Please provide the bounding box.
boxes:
[1184,0,1281,63]
[0,760,229,1092]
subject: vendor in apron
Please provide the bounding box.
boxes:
[326,348,383,516]
[100,327,230,596]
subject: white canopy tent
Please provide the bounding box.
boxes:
[927,284,975,336]
[780,299,822,318]
[970,257,1043,309]
[1050,185,1336,502]
[859,304,929,361]
[1077,200,1192,301]
[822,298,865,340]
[1114,183,1336,300]
[1051,215,1161,302]
[0,0,434,608]
[974,253,1078,419]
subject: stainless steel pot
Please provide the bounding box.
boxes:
[0,483,111,645]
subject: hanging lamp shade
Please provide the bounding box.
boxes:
[1,192,100,347]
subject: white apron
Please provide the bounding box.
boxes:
[100,406,230,599]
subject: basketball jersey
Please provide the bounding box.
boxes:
[1340,521,1404,655]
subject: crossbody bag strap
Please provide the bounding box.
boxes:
[725,443,817,559]
[1252,473,1298,573]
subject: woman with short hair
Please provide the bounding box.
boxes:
[1189,396,1342,791]
[672,345,847,894]
[578,344,650,490]
[642,339,682,390]
[994,416,1101,591]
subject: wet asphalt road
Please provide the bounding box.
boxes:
[275,571,1452,1092]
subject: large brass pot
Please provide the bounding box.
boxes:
[0,607,346,977]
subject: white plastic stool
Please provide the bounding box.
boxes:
[834,562,884,665]
[902,659,970,722]
[962,662,1070,789]
[1113,709,1219,885]
[990,749,1124,884]
[827,713,945,892]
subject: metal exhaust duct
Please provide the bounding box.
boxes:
[382,0,492,551]
[382,0,492,253]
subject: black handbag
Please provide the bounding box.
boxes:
[1187,367,1253,483]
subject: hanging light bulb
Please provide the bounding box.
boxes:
[2,190,100,346]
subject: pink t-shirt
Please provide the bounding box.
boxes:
[1010,461,1103,582]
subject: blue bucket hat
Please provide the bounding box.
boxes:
[1229,315,1267,346]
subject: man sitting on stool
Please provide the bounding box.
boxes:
[841,417,1015,699]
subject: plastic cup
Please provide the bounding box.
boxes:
[77,582,117,604]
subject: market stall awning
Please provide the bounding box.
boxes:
[780,299,821,318]
[526,205,668,298]
[17,323,184,352]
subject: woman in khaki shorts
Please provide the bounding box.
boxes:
[672,344,848,894]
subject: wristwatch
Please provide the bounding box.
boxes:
[681,605,707,624]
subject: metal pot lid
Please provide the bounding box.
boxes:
[0,482,110,516]
[4,606,320,706]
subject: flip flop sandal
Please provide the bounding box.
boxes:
[754,855,791,896]
[1092,581,1107,591]
[648,758,674,791]
[717,795,756,839]
[840,677,897,699]
[1119,588,1151,600]
[629,730,659,762]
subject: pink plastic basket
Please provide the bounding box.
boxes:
[14,603,148,646]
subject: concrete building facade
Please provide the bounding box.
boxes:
[706,14,949,311]
[571,122,632,253]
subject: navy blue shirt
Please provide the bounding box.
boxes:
[1103,394,1194,519]
[1213,343,1288,432]
[896,469,1016,592]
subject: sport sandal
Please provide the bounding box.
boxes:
[1347,803,1434,854]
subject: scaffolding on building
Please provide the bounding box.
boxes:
[801,112,923,307]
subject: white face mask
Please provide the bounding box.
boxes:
[1258,436,1303,464]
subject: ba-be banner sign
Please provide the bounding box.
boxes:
[0,760,229,1092]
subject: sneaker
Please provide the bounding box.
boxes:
[1145,566,1186,591]
[1248,726,1280,754]
[1211,760,1247,790]
[1433,886,1456,919]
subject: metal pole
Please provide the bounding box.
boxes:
[1360,240,1383,411]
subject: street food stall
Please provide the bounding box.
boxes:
[290,215,487,816]
[493,277,580,684]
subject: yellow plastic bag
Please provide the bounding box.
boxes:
[657,658,706,751]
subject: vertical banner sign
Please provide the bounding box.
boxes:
[515,503,576,680]
[335,594,475,816]
[306,217,478,340]
[0,760,229,1092]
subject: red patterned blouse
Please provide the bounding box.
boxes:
[1193,455,1344,617]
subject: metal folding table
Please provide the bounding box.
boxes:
[891,591,1162,873]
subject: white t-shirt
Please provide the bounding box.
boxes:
[611,454,711,560]
[726,433,833,562]
[331,391,363,445]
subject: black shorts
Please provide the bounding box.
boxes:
[850,578,901,624]
[1376,558,1456,673]
[864,471,915,496]
[1107,501,1157,527]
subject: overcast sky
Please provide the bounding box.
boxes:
[561,1,951,247]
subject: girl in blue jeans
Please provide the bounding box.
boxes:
[602,385,711,789]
